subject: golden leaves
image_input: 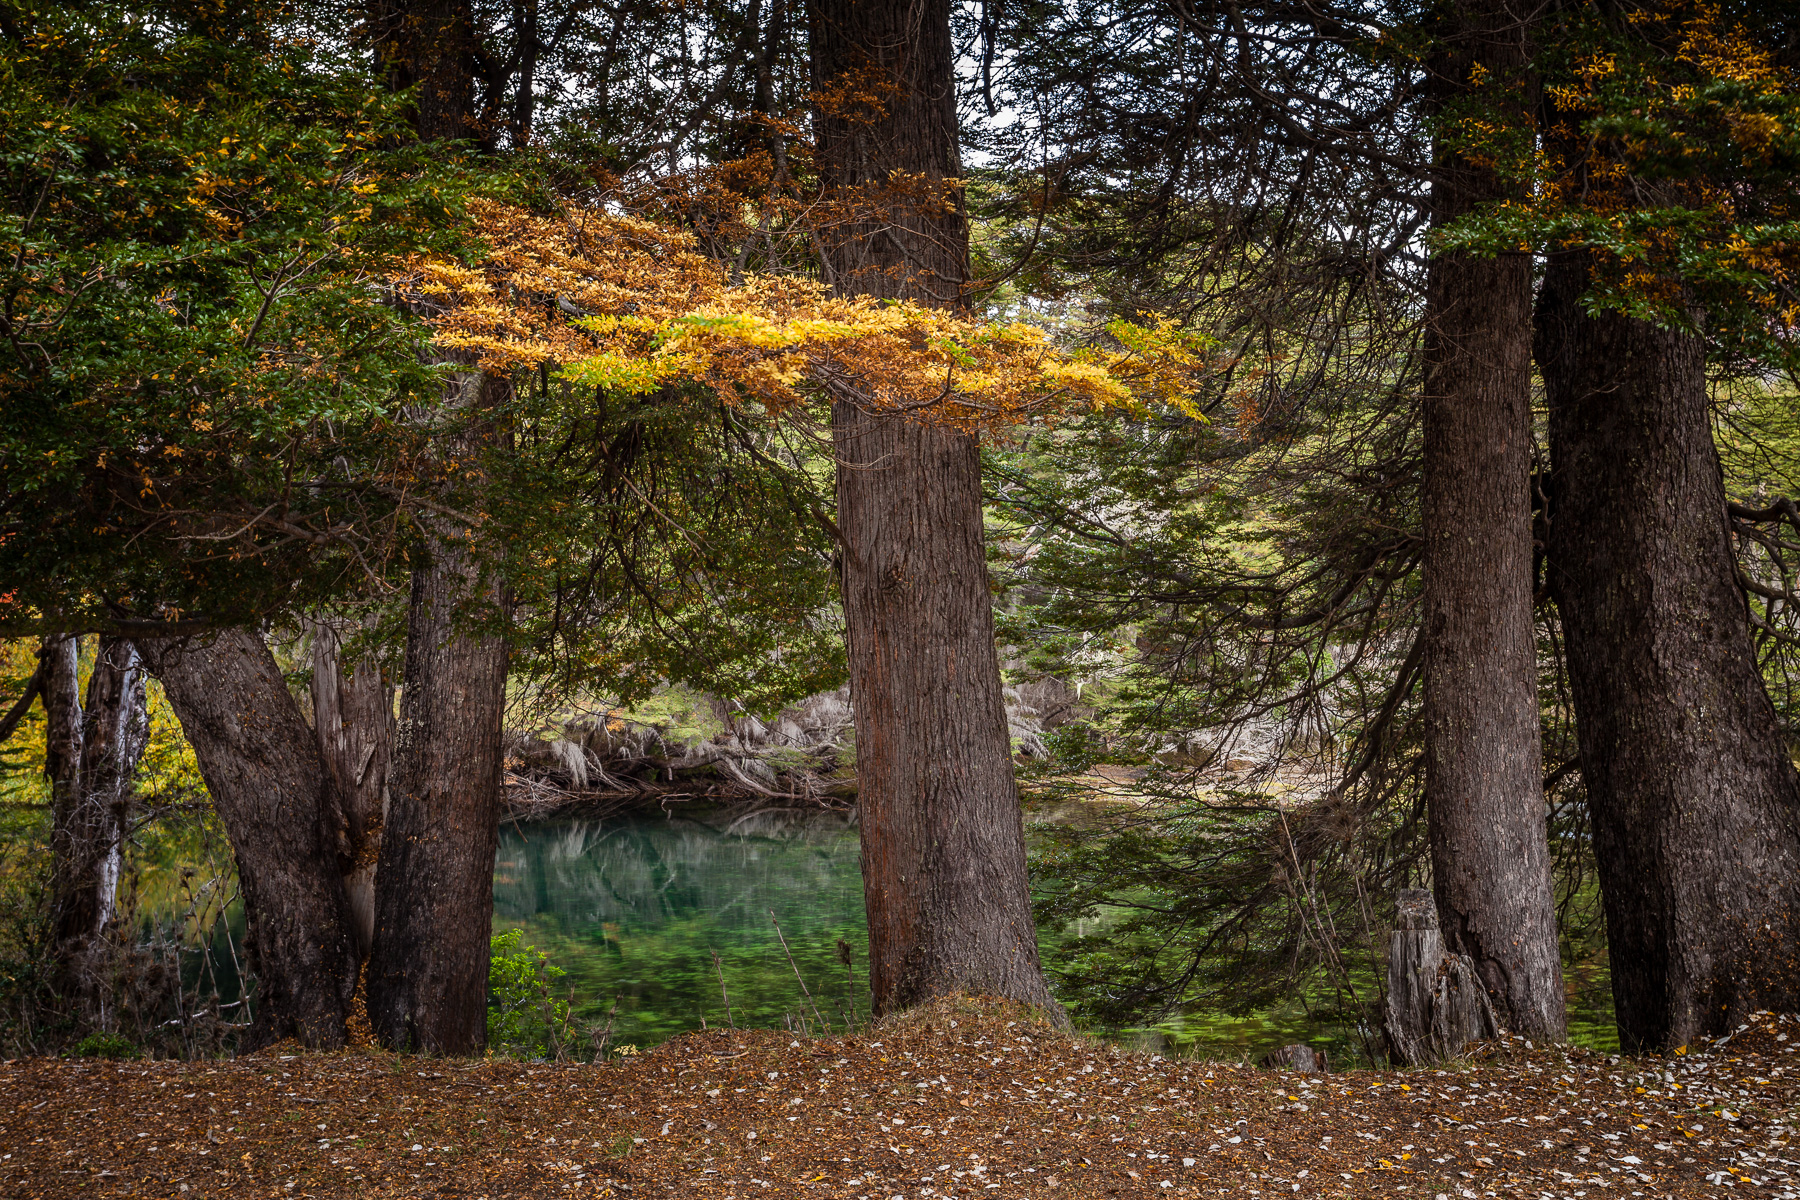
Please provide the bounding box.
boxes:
[399,200,1218,435]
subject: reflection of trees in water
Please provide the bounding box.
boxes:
[492,810,862,935]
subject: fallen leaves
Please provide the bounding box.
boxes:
[1,1004,1797,1198]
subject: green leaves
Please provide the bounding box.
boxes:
[1440,3,1800,374]
[0,1,477,632]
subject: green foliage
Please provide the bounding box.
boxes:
[71,1031,141,1059]
[1445,2,1800,375]
[487,929,571,1057]
[497,382,845,716]
[0,0,477,633]
[987,351,1424,1049]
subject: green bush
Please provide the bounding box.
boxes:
[72,1031,141,1060]
[488,929,571,1057]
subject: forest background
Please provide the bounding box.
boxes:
[2,0,1800,1068]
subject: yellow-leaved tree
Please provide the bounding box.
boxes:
[398,198,1213,432]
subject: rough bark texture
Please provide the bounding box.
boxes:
[367,372,511,1056]
[1385,888,1502,1066]
[309,619,393,959]
[1419,0,1565,1041]
[810,0,1061,1018]
[370,0,476,142]
[52,638,147,961]
[1537,254,1800,1053]
[141,630,360,1049]
[41,636,82,822]
[45,634,147,1011]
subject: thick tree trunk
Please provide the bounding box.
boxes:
[370,0,476,142]
[309,619,392,958]
[141,630,360,1049]
[1537,254,1800,1052]
[1418,0,1566,1041]
[366,372,511,1056]
[51,637,148,999]
[810,0,1061,1017]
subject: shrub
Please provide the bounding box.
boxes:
[72,1031,141,1059]
[488,930,571,1057]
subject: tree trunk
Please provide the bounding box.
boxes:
[41,635,82,822]
[1384,889,1501,1066]
[309,619,393,959]
[1418,0,1566,1041]
[1537,253,1800,1052]
[370,0,476,142]
[52,639,148,990]
[809,0,1062,1018]
[45,634,148,1019]
[366,371,512,1056]
[140,630,360,1049]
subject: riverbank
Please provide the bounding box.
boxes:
[3,1000,1795,1199]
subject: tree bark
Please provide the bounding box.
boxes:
[370,0,477,142]
[809,0,1062,1018]
[366,371,512,1056]
[43,634,149,1020]
[362,0,508,1056]
[1418,0,1566,1041]
[1537,253,1800,1052]
[140,629,360,1049]
[309,619,393,959]
[1385,888,1502,1066]
[41,635,82,816]
[51,638,148,984]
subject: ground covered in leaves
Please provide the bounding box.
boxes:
[4,1001,1799,1199]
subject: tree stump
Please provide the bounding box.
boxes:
[1385,888,1500,1066]
[1258,1043,1329,1073]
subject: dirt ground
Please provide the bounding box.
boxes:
[3,1000,1797,1199]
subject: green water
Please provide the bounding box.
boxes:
[487,809,1390,1060]
[490,808,872,1049]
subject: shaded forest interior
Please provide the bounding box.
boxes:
[4,0,1800,1082]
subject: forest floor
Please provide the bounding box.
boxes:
[2,998,1797,1200]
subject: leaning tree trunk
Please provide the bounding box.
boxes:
[366,370,512,1056]
[309,618,393,958]
[1537,254,1800,1052]
[809,0,1062,1017]
[141,630,360,1049]
[51,637,149,1011]
[1418,0,1566,1041]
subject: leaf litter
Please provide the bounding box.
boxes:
[3,998,1798,1198]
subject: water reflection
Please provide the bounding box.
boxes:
[491,808,871,1048]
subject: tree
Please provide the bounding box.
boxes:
[308,618,393,957]
[367,370,514,1054]
[40,635,149,1011]
[0,0,474,1047]
[806,0,1063,1017]
[363,0,517,1052]
[1538,257,1800,1050]
[1418,0,1565,1040]
[0,4,463,638]
[139,630,362,1049]
[1517,1,1800,1050]
[956,0,1575,1048]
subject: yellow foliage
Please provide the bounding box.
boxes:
[396,199,1215,433]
